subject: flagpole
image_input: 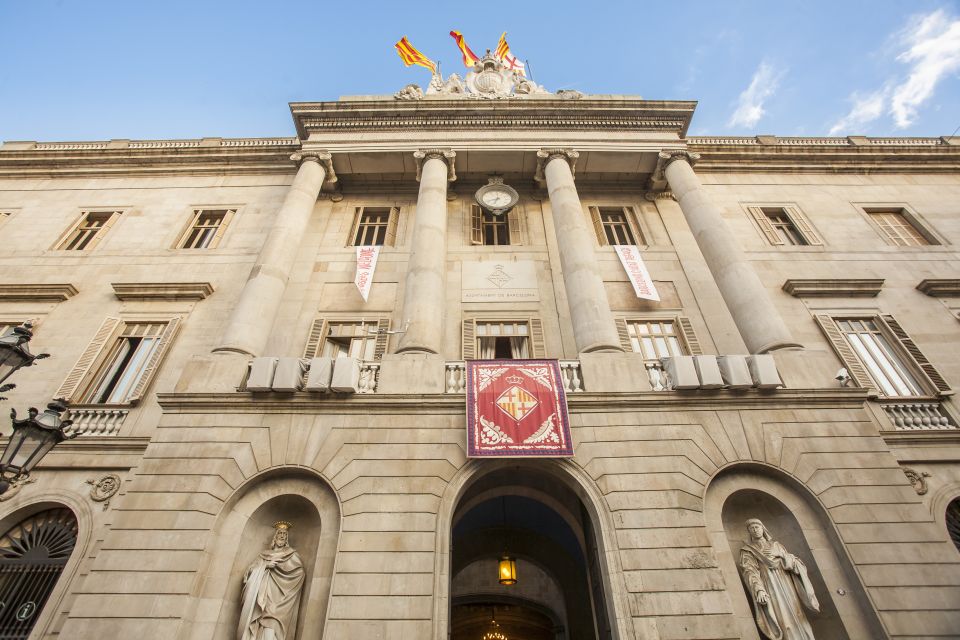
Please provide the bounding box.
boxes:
[525,59,534,81]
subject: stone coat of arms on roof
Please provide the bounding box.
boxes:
[396,50,556,100]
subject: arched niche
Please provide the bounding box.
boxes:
[185,470,340,640]
[704,464,886,640]
[433,459,632,640]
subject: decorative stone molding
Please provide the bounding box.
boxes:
[644,190,676,202]
[87,473,121,509]
[111,282,214,301]
[534,148,579,186]
[902,467,930,495]
[413,149,456,182]
[782,279,884,298]
[291,150,337,185]
[0,283,78,302]
[916,279,960,297]
[0,476,35,501]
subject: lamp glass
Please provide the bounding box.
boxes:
[0,348,29,386]
[498,555,517,585]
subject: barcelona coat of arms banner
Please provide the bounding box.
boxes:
[466,360,574,457]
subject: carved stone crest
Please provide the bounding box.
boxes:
[903,467,930,495]
[87,473,121,509]
[396,51,553,100]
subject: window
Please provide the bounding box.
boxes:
[947,498,960,553]
[588,206,645,246]
[55,210,122,250]
[469,205,523,246]
[814,314,950,397]
[617,317,702,363]
[864,208,935,247]
[54,316,180,405]
[177,208,235,249]
[303,317,390,360]
[350,207,398,246]
[0,212,10,228]
[462,318,545,359]
[746,206,821,246]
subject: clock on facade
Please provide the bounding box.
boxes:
[475,179,519,215]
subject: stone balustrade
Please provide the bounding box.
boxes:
[357,363,380,394]
[881,401,956,430]
[63,406,128,435]
[444,361,585,394]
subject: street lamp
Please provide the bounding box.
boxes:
[0,402,76,496]
[0,323,49,399]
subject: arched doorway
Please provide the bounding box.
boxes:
[0,507,78,639]
[449,465,614,640]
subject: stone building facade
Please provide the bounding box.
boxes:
[0,79,959,639]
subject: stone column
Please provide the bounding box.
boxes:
[536,149,622,353]
[214,151,332,357]
[662,151,799,353]
[395,149,456,355]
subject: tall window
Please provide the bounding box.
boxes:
[0,508,77,640]
[588,206,644,246]
[462,318,544,359]
[303,317,390,360]
[177,209,235,249]
[865,208,933,247]
[469,205,522,246]
[56,210,122,250]
[625,320,688,364]
[746,205,821,246]
[947,498,960,553]
[351,207,398,246]
[836,319,923,397]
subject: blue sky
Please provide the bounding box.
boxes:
[1,1,958,141]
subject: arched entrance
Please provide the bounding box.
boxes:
[449,465,615,640]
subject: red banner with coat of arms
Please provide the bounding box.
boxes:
[466,360,573,457]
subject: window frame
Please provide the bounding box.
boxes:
[616,316,702,362]
[174,207,237,249]
[303,316,391,360]
[468,204,524,246]
[349,206,400,247]
[52,209,123,251]
[587,205,648,247]
[744,204,823,247]
[856,203,944,247]
[461,316,545,360]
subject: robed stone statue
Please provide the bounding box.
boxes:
[739,518,820,640]
[238,521,305,640]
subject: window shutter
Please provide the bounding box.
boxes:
[348,207,363,246]
[589,206,607,246]
[462,319,476,360]
[127,317,181,403]
[54,316,122,401]
[880,314,950,394]
[626,207,646,245]
[85,211,121,250]
[507,208,523,246]
[529,318,545,358]
[374,318,391,359]
[616,319,632,352]
[384,207,399,247]
[786,207,822,246]
[813,315,873,391]
[303,318,328,358]
[677,316,703,355]
[747,207,782,246]
[209,209,235,249]
[470,205,483,245]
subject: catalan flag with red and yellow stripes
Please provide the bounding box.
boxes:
[395,36,436,73]
[495,32,526,76]
[449,30,480,68]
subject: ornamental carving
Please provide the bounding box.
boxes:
[413,149,457,182]
[290,150,337,185]
[534,148,579,187]
[903,467,930,495]
[398,50,553,100]
[87,473,121,509]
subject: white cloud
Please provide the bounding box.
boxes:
[727,62,783,128]
[890,10,960,127]
[828,89,888,135]
[828,9,960,133]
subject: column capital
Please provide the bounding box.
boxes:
[648,149,700,190]
[534,148,579,187]
[414,149,456,182]
[290,150,337,184]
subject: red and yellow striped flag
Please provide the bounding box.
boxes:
[449,30,480,68]
[495,32,526,77]
[395,36,436,73]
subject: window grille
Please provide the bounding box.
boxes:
[351,207,398,246]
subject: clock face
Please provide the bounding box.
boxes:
[481,189,513,209]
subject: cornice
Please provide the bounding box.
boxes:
[0,283,78,302]
[111,282,214,301]
[782,278,884,298]
[916,279,960,297]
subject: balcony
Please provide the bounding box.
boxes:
[62,406,129,435]
[444,360,585,394]
[879,400,957,431]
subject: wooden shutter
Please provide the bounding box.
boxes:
[880,314,950,394]
[677,316,703,355]
[348,207,363,246]
[616,319,633,352]
[813,314,874,391]
[785,206,822,246]
[470,205,483,245]
[54,316,122,401]
[209,209,235,249]
[507,208,523,246]
[303,318,328,358]
[374,318,391,359]
[747,206,782,246]
[588,206,607,246]
[626,207,646,245]
[462,319,476,360]
[384,207,399,247]
[127,317,182,403]
[85,211,121,250]
[529,318,545,358]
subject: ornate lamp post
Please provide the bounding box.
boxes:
[0,402,76,497]
[0,323,49,399]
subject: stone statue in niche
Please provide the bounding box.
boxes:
[238,521,305,640]
[739,518,820,640]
